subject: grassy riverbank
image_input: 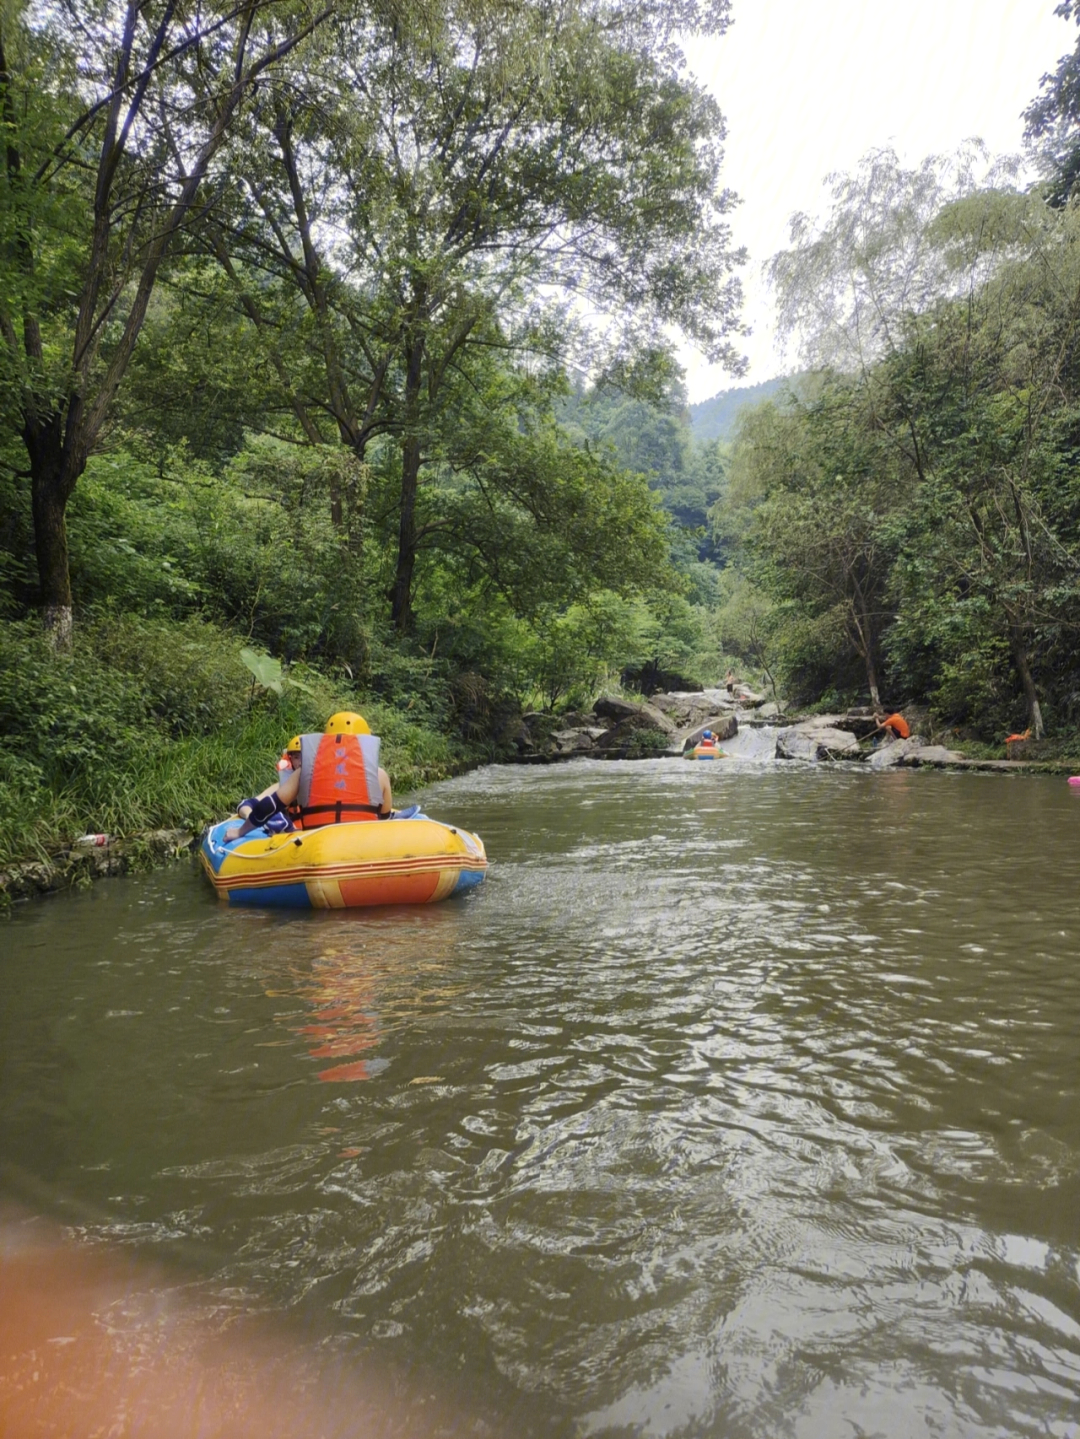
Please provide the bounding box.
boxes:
[0,613,483,871]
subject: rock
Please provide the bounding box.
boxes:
[776,724,861,761]
[594,694,643,723]
[868,736,919,770]
[682,715,739,750]
[639,703,676,734]
[595,711,676,756]
[593,695,675,734]
[521,710,558,735]
[551,728,596,755]
[899,744,966,766]
[647,692,687,715]
[774,729,821,761]
[757,702,783,719]
[507,719,535,751]
[734,688,765,707]
[649,691,732,729]
[558,710,595,730]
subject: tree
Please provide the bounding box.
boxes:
[202,0,745,628]
[1023,1,1080,206]
[0,0,330,643]
[723,386,901,707]
[765,151,1080,734]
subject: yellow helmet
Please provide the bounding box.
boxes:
[325,710,371,735]
[285,734,302,753]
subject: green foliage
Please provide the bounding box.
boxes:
[525,594,642,710]
[1023,1,1080,206]
[0,0,759,878]
[719,382,902,705]
[49,440,370,664]
[0,611,472,866]
[559,378,728,545]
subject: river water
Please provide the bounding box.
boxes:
[2,757,1079,1437]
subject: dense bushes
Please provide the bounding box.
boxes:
[0,613,473,866]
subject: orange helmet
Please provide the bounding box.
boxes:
[325,711,371,736]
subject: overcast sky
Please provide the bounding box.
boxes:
[682,0,1074,403]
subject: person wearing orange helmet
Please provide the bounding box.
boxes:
[275,712,392,827]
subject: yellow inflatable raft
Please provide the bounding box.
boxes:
[200,812,487,908]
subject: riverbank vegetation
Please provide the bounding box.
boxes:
[712,24,1080,744]
[0,0,752,861]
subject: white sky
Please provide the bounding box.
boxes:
[682,0,1074,402]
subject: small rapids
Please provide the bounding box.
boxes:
[718,721,781,761]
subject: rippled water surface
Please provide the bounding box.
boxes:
[3,759,1079,1436]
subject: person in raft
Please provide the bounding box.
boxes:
[698,729,718,750]
[870,710,911,742]
[224,735,303,841]
[274,710,393,828]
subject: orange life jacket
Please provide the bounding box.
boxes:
[296,732,383,829]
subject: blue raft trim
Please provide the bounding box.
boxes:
[452,868,486,895]
[226,882,312,908]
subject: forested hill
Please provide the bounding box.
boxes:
[689,377,793,442]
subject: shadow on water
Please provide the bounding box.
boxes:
[2,758,1079,1437]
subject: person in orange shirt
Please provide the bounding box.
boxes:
[871,711,910,741]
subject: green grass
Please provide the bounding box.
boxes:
[0,614,482,870]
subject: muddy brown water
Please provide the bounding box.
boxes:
[2,758,1078,1437]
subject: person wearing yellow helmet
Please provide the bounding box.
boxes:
[224,736,303,842]
[324,711,371,735]
[275,713,392,826]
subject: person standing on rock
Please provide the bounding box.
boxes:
[725,669,737,699]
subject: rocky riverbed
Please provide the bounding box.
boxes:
[512,689,972,768]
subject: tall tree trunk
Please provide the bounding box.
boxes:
[1007,620,1045,739]
[391,434,421,632]
[850,594,882,708]
[26,415,80,647]
[390,333,425,632]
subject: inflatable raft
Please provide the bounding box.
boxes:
[200,812,487,908]
[686,744,725,760]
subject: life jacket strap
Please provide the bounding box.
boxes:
[301,802,382,822]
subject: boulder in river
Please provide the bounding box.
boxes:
[867,736,923,770]
[551,728,598,756]
[650,691,733,727]
[594,696,673,732]
[899,744,966,767]
[682,715,738,750]
[594,695,675,734]
[776,724,861,761]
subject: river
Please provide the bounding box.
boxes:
[2,757,1079,1437]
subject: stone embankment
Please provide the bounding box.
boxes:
[1,829,195,904]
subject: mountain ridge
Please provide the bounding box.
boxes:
[688,375,795,442]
